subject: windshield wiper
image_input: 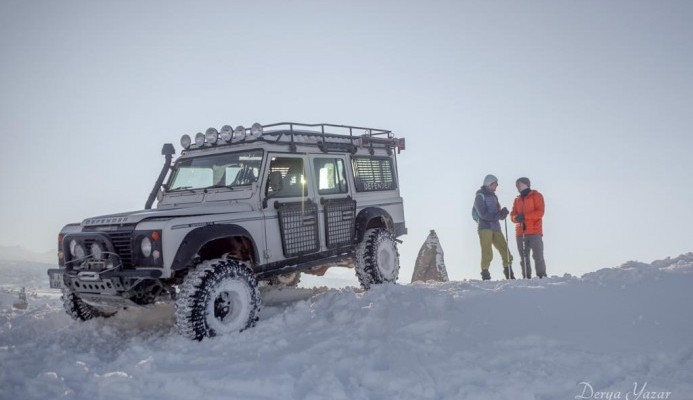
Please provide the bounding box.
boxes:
[168,186,197,194]
[204,184,234,192]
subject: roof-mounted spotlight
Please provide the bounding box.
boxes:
[250,122,263,139]
[220,125,233,142]
[205,128,219,145]
[233,125,246,142]
[180,134,192,150]
[194,132,205,147]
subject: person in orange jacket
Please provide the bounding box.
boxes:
[510,177,547,279]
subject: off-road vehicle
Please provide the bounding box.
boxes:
[48,122,407,340]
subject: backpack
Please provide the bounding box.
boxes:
[471,193,485,223]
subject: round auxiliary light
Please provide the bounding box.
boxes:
[180,134,192,149]
[233,125,246,142]
[90,242,104,260]
[74,243,86,259]
[220,125,233,142]
[141,237,152,258]
[194,132,205,147]
[250,122,263,138]
[205,127,219,145]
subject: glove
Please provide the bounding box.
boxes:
[500,207,509,220]
[516,214,525,223]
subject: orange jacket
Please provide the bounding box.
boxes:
[510,190,544,236]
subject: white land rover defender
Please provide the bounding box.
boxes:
[48,122,407,340]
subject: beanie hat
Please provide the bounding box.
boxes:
[483,174,498,187]
[516,177,531,188]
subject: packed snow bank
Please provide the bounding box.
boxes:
[1,254,692,400]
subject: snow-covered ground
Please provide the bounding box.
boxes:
[1,254,692,400]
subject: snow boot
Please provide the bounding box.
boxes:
[481,269,491,281]
[503,265,516,280]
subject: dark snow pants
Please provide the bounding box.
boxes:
[516,234,546,278]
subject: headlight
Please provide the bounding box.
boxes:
[141,237,152,257]
[133,230,162,266]
[180,134,192,149]
[69,239,77,256]
[205,128,218,144]
[90,243,104,260]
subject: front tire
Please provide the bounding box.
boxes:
[175,258,261,341]
[62,290,117,321]
[355,228,400,289]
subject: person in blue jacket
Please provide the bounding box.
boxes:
[473,174,515,280]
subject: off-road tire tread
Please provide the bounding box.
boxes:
[175,258,261,341]
[355,228,400,289]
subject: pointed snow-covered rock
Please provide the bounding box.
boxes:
[411,230,449,283]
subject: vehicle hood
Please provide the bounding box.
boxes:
[81,203,253,227]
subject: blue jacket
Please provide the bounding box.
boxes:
[474,186,502,232]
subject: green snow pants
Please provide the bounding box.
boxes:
[478,229,513,271]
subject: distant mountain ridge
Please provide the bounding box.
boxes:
[0,245,55,264]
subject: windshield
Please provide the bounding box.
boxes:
[167,150,263,191]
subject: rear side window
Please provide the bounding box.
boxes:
[314,158,348,195]
[352,157,397,192]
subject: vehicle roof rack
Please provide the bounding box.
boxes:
[179,122,405,155]
[261,122,404,154]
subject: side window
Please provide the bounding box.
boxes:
[352,156,397,192]
[265,157,307,198]
[313,158,348,195]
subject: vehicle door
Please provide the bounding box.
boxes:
[309,155,356,251]
[260,154,320,263]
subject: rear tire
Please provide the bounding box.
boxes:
[62,290,117,321]
[355,228,400,289]
[175,258,261,341]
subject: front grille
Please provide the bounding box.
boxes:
[109,231,134,268]
[83,225,135,268]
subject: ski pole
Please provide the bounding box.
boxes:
[504,218,511,280]
[522,223,529,279]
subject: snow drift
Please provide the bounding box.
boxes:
[1,254,692,400]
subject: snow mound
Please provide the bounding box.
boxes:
[1,255,692,399]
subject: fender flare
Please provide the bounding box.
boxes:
[354,207,394,243]
[170,224,259,271]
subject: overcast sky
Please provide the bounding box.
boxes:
[1,0,691,280]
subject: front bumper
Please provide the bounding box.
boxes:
[48,267,162,303]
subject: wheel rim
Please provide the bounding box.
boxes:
[377,241,398,280]
[206,280,252,333]
[214,291,243,323]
